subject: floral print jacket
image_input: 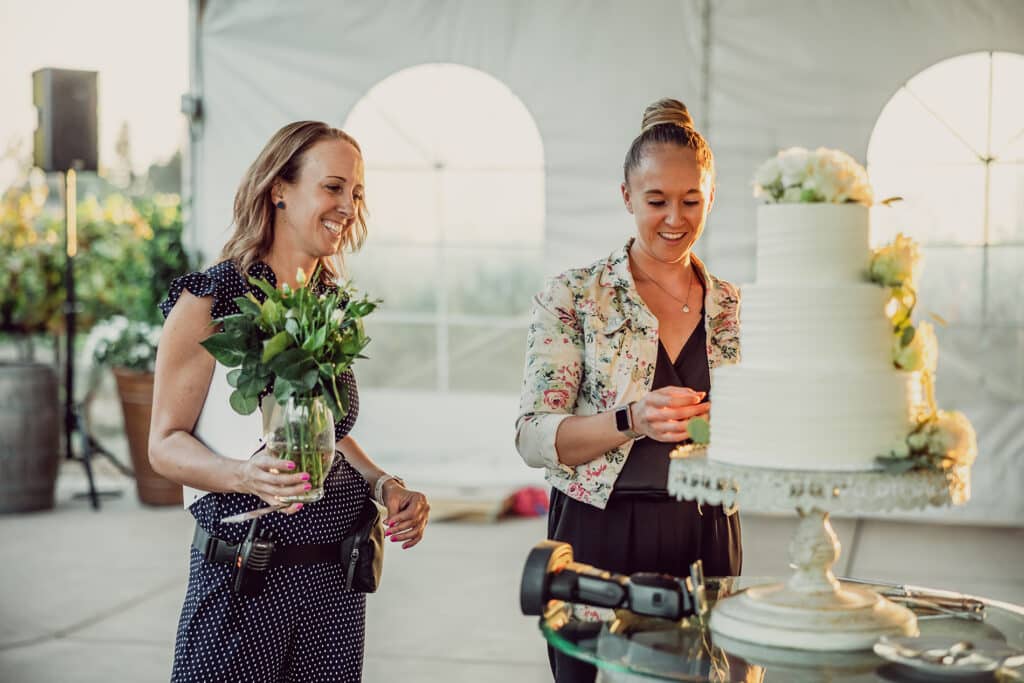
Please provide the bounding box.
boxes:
[515,238,741,509]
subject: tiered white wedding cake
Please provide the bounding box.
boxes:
[670,148,978,652]
[709,202,922,471]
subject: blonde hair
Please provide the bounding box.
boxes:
[624,98,715,184]
[220,121,368,284]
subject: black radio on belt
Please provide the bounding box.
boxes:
[233,518,275,597]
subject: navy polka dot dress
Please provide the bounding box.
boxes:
[160,261,368,682]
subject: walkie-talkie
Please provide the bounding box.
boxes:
[233,518,275,597]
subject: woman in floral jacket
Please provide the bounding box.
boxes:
[516,99,742,683]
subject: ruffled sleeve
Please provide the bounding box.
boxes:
[158,261,248,321]
[159,271,216,320]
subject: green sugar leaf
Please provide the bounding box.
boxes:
[688,416,711,445]
[901,325,916,347]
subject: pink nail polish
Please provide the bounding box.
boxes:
[295,503,304,510]
[385,530,392,537]
[286,462,296,470]
[304,484,311,491]
[301,474,310,481]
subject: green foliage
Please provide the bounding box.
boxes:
[874,409,976,474]
[124,194,194,325]
[0,184,64,336]
[200,268,379,422]
[0,180,194,338]
[874,454,918,474]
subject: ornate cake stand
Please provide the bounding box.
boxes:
[668,450,970,652]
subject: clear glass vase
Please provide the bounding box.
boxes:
[265,396,335,503]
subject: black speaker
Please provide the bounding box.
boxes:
[33,68,98,173]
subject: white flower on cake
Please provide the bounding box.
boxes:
[753,147,873,206]
[929,411,978,468]
[869,233,977,475]
[879,410,978,473]
[777,147,811,187]
[892,320,938,373]
[869,233,929,370]
[869,233,921,288]
[753,155,782,188]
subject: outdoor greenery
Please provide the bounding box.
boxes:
[0,163,193,363]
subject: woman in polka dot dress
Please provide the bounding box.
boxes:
[150,121,430,682]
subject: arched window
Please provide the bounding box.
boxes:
[343,64,545,394]
[868,51,1024,400]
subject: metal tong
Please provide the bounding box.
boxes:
[842,576,986,621]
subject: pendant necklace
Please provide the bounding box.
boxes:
[632,259,695,313]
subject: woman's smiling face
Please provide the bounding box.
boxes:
[622,144,714,264]
[274,138,365,258]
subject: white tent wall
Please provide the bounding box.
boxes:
[188,0,1024,524]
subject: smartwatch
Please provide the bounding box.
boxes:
[614,402,642,439]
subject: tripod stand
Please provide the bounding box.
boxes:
[61,168,133,509]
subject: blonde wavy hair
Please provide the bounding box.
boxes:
[220,121,368,284]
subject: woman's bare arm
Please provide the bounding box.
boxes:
[148,291,309,507]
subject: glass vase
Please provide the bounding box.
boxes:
[265,396,335,503]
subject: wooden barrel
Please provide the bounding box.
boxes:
[112,368,182,506]
[0,362,60,512]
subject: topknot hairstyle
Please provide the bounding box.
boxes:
[623,98,714,184]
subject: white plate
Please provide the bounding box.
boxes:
[874,636,1019,679]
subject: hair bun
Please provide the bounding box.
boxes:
[641,98,694,134]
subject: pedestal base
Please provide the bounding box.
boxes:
[668,453,967,652]
[710,581,918,651]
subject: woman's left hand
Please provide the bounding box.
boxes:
[382,482,430,549]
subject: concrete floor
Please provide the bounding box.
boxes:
[1,459,1022,683]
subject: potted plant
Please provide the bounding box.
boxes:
[1,171,194,510]
[83,193,193,506]
[0,182,63,512]
[85,315,183,505]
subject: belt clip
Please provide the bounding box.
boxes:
[202,535,222,563]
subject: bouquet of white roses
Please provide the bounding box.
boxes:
[200,267,378,499]
[753,147,873,206]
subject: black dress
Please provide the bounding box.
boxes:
[161,261,369,682]
[547,304,742,683]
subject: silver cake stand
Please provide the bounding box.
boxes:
[668,450,970,651]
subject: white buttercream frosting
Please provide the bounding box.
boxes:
[739,284,893,369]
[710,366,921,470]
[756,204,870,284]
[709,204,919,471]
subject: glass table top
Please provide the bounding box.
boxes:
[540,576,1024,682]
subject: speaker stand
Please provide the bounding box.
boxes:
[61,168,130,510]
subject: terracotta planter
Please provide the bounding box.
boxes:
[0,362,60,512]
[112,368,182,506]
